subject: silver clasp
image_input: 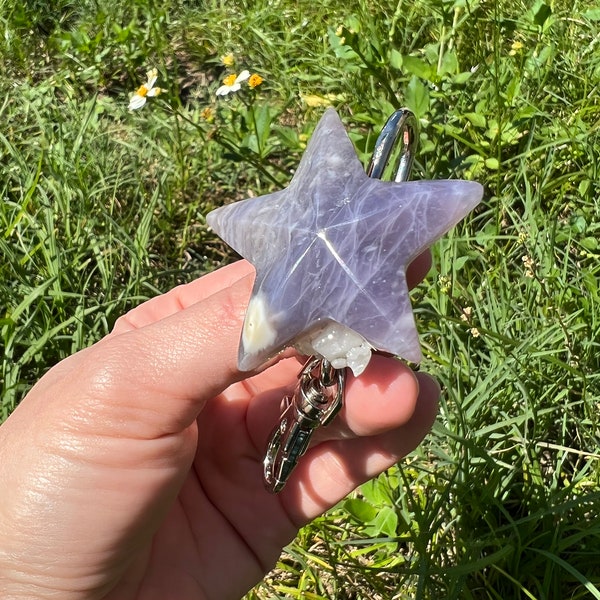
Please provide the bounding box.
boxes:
[263,358,345,493]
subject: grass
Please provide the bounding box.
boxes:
[2,0,600,597]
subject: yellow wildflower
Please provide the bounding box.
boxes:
[438,274,451,294]
[201,106,215,122]
[509,40,524,56]
[221,53,235,66]
[302,95,325,107]
[248,73,264,88]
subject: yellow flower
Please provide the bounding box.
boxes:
[128,68,162,110]
[509,40,524,56]
[221,53,235,67]
[248,73,263,88]
[201,106,215,122]
[216,70,250,96]
[301,93,339,108]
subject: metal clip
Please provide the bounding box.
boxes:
[367,108,419,183]
[262,109,419,493]
[263,358,345,493]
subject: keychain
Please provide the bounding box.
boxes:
[206,108,483,492]
[263,109,419,493]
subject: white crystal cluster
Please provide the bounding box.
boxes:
[294,321,372,376]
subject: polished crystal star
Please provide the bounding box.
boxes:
[207,108,483,373]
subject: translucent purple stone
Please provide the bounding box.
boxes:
[207,108,483,372]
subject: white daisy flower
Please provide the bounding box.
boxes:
[216,70,250,96]
[128,68,162,110]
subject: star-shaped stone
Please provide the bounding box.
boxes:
[207,108,482,372]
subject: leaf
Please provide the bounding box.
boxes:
[360,479,388,505]
[580,237,598,251]
[404,76,429,118]
[273,125,301,151]
[401,55,433,80]
[505,76,522,104]
[439,49,458,76]
[452,71,473,84]
[388,48,403,70]
[453,255,471,272]
[343,498,378,524]
[369,506,398,538]
[253,103,272,151]
[465,112,486,128]
[579,179,591,196]
[584,8,600,21]
[327,27,359,62]
[570,214,587,233]
[533,2,552,26]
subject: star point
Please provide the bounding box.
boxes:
[207,108,483,373]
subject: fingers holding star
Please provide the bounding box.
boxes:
[241,352,439,524]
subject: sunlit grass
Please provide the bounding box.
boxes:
[1,0,600,597]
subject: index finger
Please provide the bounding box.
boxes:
[111,260,255,335]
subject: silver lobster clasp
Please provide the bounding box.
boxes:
[263,357,345,493]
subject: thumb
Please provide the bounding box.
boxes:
[87,272,255,437]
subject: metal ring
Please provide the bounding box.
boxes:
[366,109,419,183]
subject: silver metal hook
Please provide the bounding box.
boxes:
[263,109,419,493]
[263,357,345,493]
[367,108,419,183]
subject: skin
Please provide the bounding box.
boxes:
[0,256,439,600]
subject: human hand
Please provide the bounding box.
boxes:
[0,257,439,600]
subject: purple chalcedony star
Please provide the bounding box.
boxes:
[207,108,483,372]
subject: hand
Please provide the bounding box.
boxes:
[0,257,439,600]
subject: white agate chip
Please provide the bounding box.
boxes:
[294,321,372,376]
[207,108,483,372]
[241,293,277,356]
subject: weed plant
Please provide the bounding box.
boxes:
[1,0,600,598]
